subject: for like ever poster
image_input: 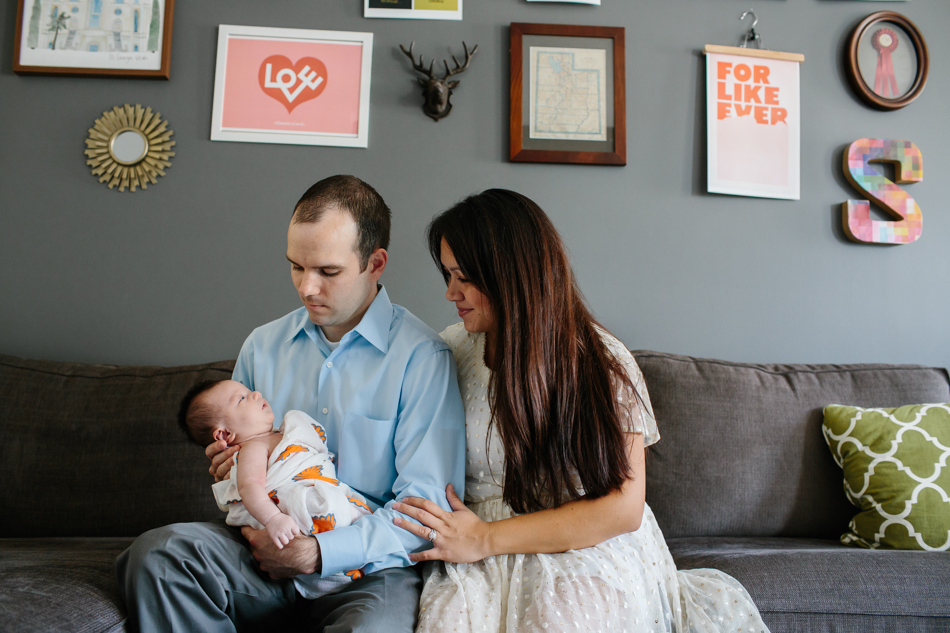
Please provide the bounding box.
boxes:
[705,46,803,200]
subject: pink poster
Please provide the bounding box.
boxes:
[211,26,373,148]
[705,47,802,200]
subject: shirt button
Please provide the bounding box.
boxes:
[322,408,329,414]
[326,361,333,368]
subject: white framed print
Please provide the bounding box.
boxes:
[364,0,462,21]
[526,0,600,4]
[210,25,372,148]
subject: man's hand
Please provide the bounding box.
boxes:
[205,440,239,482]
[241,526,320,580]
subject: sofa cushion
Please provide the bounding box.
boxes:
[668,536,950,631]
[634,351,950,539]
[0,537,134,633]
[823,403,950,551]
[0,353,234,537]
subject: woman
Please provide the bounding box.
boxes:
[392,190,768,632]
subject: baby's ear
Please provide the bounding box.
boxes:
[212,427,229,443]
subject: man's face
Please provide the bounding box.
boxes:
[286,207,382,342]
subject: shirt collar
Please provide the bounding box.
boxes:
[285,285,393,354]
[352,285,392,354]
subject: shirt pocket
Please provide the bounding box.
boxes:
[338,412,397,500]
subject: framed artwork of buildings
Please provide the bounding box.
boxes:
[13,0,174,79]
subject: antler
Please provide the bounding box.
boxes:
[443,42,478,79]
[400,42,436,79]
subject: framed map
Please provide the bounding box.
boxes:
[510,23,625,165]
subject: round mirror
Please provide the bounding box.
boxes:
[109,128,149,165]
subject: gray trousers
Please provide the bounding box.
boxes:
[116,521,422,633]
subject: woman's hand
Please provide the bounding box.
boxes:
[393,484,492,563]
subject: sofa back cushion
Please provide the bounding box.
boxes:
[634,351,950,540]
[0,353,235,537]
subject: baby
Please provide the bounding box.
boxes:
[177,380,372,554]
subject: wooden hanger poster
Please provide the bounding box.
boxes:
[705,45,804,200]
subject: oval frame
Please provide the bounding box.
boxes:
[846,11,929,111]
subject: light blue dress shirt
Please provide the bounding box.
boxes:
[231,286,466,591]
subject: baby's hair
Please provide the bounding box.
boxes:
[177,380,226,447]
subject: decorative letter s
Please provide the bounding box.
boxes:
[842,139,923,245]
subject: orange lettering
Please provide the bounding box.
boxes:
[735,104,752,116]
[771,107,787,125]
[717,101,732,120]
[717,81,732,101]
[753,65,770,84]
[743,85,762,104]
[734,64,751,82]
[717,61,732,80]
[754,106,768,124]
[764,86,779,105]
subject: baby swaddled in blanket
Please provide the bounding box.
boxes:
[178,379,371,590]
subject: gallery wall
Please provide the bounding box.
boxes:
[1,0,948,370]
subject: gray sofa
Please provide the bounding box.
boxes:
[2,350,948,632]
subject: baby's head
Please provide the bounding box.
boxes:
[177,379,276,447]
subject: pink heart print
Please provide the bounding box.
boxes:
[258,55,328,113]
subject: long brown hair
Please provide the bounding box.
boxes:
[427,189,637,514]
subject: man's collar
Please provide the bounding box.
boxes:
[352,285,392,353]
[285,285,393,354]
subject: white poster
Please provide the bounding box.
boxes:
[706,46,802,200]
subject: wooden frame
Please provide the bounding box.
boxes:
[510,22,625,165]
[845,11,928,111]
[13,0,174,79]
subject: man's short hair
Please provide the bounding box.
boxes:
[177,380,225,447]
[292,175,391,271]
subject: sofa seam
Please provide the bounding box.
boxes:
[0,359,234,380]
[631,352,948,379]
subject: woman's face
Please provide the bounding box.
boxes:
[440,238,495,334]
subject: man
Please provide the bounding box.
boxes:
[118,175,466,632]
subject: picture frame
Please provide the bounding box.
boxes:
[364,0,462,21]
[510,22,626,166]
[210,25,373,148]
[13,0,174,79]
[845,11,929,111]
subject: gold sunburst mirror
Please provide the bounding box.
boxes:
[85,104,175,192]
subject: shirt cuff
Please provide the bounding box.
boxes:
[314,525,365,577]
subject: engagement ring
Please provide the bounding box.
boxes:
[427,529,438,542]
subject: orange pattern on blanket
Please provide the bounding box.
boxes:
[345,569,364,581]
[310,513,336,534]
[268,489,280,506]
[276,444,308,462]
[312,423,327,443]
[347,496,371,514]
[293,465,339,485]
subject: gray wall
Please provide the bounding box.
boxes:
[2,0,948,369]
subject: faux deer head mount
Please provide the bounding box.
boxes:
[400,41,478,122]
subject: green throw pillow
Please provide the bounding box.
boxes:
[822,403,950,551]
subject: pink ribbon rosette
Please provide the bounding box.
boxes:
[871,28,900,98]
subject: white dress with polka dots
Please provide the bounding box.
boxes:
[416,323,769,633]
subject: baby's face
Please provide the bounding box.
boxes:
[205,380,276,443]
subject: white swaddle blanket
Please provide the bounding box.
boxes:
[212,410,372,537]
